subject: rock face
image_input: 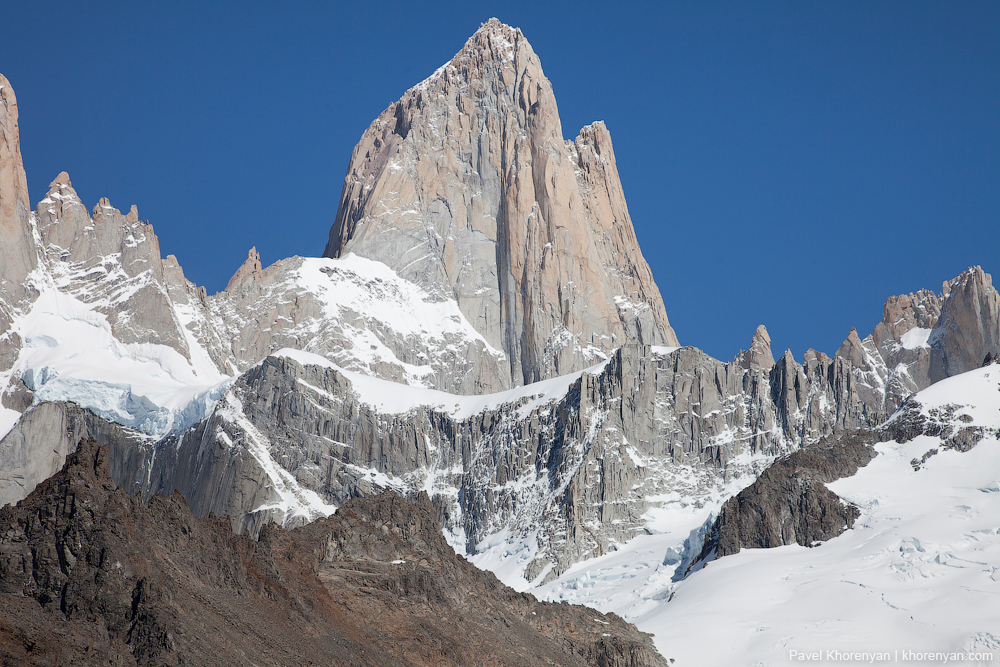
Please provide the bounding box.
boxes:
[224,246,262,291]
[841,266,1000,414]
[735,324,775,370]
[931,267,1000,380]
[0,437,667,667]
[323,19,679,387]
[0,400,148,507]
[698,431,878,560]
[34,174,193,356]
[86,341,896,582]
[0,74,37,372]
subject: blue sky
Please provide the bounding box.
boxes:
[3,1,997,362]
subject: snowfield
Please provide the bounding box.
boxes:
[1,287,231,440]
[536,365,1000,666]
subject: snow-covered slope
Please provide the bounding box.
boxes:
[0,205,230,443]
[208,253,510,394]
[536,365,1000,666]
[0,176,515,509]
[6,288,229,436]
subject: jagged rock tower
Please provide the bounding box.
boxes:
[0,74,38,371]
[324,19,679,387]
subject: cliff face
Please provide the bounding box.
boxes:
[0,74,38,372]
[841,266,1000,414]
[0,437,667,667]
[31,341,891,583]
[324,19,679,387]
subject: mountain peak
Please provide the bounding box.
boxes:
[474,17,521,45]
[736,324,775,370]
[408,18,527,98]
[225,246,263,291]
[324,22,677,387]
[49,171,71,188]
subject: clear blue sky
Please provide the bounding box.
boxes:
[3,1,998,362]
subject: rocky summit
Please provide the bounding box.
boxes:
[324,18,679,387]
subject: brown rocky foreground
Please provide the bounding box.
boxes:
[0,438,667,666]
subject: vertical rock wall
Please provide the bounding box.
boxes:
[324,19,678,387]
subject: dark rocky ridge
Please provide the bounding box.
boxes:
[696,383,1000,564]
[697,430,879,560]
[0,438,668,667]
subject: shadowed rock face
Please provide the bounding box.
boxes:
[323,18,678,386]
[697,430,880,560]
[0,438,668,667]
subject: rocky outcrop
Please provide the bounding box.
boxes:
[224,246,262,291]
[698,380,1000,565]
[836,266,1000,414]
[697,430,879,560]
[0,401,148,507]
[735,324,774,370]
[931,266,1000,380]
[0,437,667,667]
[34,174,192,356]
[323,19,678,387]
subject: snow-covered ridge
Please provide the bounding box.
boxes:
[295,253,502,358]
[210,253,509,394]
[274,347,607,419]
[1,244,517,441]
